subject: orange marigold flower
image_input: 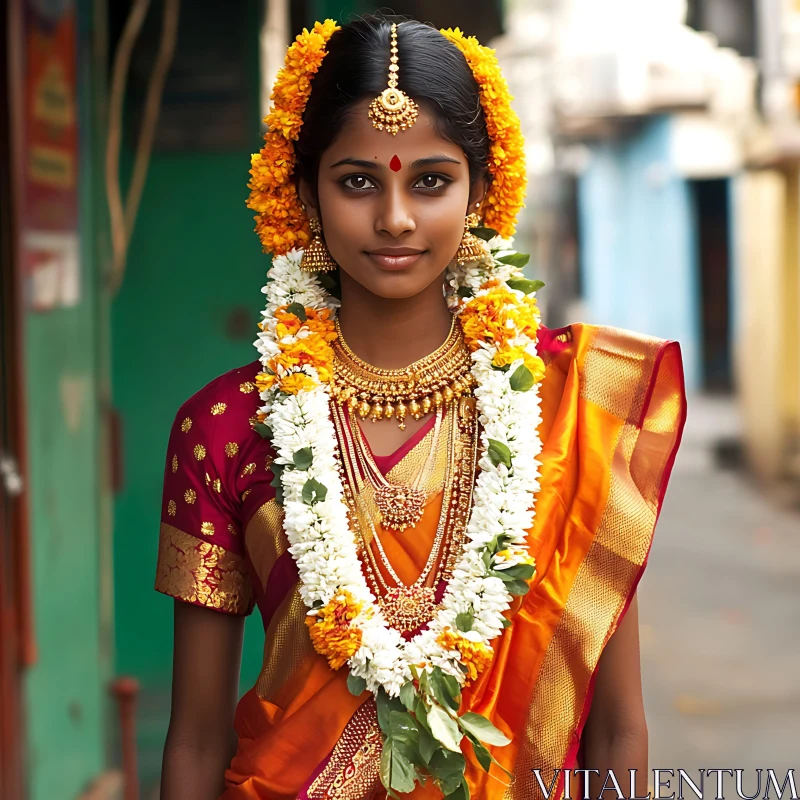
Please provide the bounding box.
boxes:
[440,28,526,238]
[306,591,364,670]
[436,627,494,684]
[246,20,340,255]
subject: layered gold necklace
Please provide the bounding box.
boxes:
[332,396,479,634]
[330,318,480,633]
[331,316,475,429]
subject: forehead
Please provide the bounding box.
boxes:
[321,100,465,164]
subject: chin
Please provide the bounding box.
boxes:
[361,268,446,300]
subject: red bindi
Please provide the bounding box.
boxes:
[389,155,402,172]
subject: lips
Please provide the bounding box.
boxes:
[367,248,425,271]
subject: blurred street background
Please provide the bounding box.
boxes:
[1,0,799,798]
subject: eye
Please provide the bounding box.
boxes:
[342,174,376,191]
[414,174,451,191]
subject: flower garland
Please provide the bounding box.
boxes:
[252,235,545,796]
[246,20,340,255]
[440,28,528,238]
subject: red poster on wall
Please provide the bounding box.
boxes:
[20,0,80,311]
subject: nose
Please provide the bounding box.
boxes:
[375,182,416,238]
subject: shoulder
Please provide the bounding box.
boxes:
[171,360,262,440]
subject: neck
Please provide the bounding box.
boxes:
[336,272,453,369]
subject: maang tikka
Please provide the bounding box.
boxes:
[368,23,420,135]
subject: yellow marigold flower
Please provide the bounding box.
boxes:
[279,372,318,395]
[440,28,526,238]
[492,346,525,369]
[306,591,364,670]
[255,371,276,392]
[436,627,494,684]
[523,353,546,383]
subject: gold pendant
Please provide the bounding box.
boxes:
[378,586,437,634]
[375,485,426,531]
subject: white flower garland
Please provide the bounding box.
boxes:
[254,241,543,699]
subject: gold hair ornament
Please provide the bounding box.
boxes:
[368,23,420,135]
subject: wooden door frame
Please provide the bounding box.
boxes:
[1,0,34,796]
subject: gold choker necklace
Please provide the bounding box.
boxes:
[331,316,475,428]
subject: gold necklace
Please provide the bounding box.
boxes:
[349,402,444,532]
[331,396,480,635]
[332,316,475,428]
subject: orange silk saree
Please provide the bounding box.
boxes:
[157,322,686,800]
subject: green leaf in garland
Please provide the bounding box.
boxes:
[497,252,530,268]
[377,689,405,735]
[444,778,471,800]
[441,672,461,705]
[293,447,313,471]
[269,463,284,488]
[440,773,466,797]
[507,278,544,294]
[491,362,511,373]
[494,562,535,581]
[390,711,420,744]
[455,612,473,633]
[505,578,531,597]
[470,226,500,241]
[470,737,492,772]
[380,742,393,791]
[458,712,511,747]
[487,439,512,469]
[346,673,366,697]
[457,286,474,300]
[427,704,462,752]
[428,748,466,780]
[252,422,272,440]
[509,364,534,392]
[301,478,327,505]
[414,698,429,731]
[286,302,307,321]
[274,485,284,506]
[399,681,417,712]
[418,725,437,764]
[501,616,512,629]
[389,746,417,794]
[430,668,459,713]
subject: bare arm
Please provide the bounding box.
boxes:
[160,601,245,800]
[582,591,649,799]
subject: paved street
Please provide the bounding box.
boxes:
[639,396,800,790]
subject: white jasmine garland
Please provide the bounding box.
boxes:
[253,237,544,706]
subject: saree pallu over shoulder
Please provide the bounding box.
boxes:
[477,323,686,800]
[220,323,686,800]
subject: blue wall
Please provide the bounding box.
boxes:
[578,116,701,390]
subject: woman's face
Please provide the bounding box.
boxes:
[300,100,485,301]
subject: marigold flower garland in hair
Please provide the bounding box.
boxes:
[246,20,340,255]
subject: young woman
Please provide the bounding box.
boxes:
[156,15,686,800]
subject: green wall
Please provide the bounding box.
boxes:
[22,1,112,797]
[110,7,266,785]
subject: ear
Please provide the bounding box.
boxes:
[467,176,489,215]
[298,179,319,218]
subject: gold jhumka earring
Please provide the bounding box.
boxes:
[454,212,487,265]
[300,217,337,273]
[368,23,420,135]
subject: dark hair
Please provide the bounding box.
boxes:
[294,15,490,191]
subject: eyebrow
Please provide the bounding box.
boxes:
[329,154,462,169]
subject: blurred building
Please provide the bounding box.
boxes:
[499,0,800,490]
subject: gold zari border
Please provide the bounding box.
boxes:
[508,327,673,799]
[155,522,253,615]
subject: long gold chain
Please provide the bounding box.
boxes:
[332,316,475,428]
[349,402,444,531]
[330,395,480,635]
